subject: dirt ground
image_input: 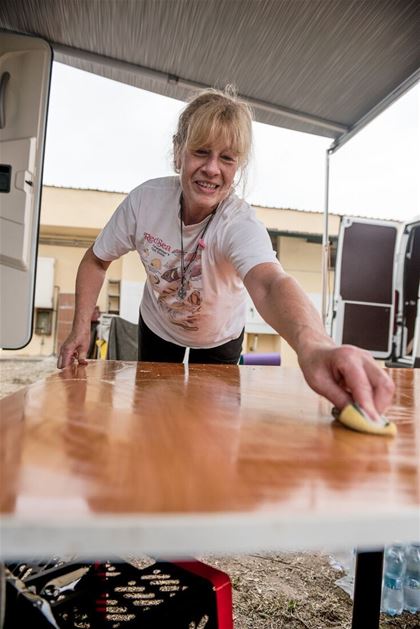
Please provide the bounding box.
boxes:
[0,358,418,629]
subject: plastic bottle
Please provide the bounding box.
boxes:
[404,543,420,614]
[381,544,405,616]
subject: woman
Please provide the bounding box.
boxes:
[58,88,394,420]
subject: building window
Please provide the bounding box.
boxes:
[107,280,120,314]
[35,309,53,335]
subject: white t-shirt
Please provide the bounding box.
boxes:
[93,176,279,348]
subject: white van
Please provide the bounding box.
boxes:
[332,216,420,367]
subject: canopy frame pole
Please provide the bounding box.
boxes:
[52,43,348,137]
[321,146,334,330]
[329,68,420,155]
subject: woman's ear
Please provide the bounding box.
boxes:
[174,146,182,173]
[176,145,187,174]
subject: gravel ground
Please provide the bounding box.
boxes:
[0,356,58,398]
[1,358,418,628]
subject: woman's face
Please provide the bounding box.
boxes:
[180,141,239,218]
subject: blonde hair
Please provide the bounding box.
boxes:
[173,87,253,176]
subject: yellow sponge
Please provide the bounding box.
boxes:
[335,403,397,437]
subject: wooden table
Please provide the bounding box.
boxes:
[1,362,419,627]
[1,362,419,559]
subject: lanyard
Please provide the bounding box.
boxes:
[178,205,216,300]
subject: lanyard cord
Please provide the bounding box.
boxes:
[179,204,216,298]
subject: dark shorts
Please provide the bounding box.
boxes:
[138,314,244,364]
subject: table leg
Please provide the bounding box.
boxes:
[351,549,384,629]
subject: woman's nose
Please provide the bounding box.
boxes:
[202,154,220,175]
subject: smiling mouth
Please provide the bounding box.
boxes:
[195,181,219,191]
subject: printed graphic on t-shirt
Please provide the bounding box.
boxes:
[141,233,203,331]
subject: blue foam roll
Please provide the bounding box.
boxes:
[240,353,281,366]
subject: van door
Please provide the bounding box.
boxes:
[331,217,399,359]
[393,219,420,366]
[0,32,52,349]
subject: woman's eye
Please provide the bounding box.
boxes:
[222,155,236,163]
[194,149,208,156]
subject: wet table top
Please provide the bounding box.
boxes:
[1,362,419,559]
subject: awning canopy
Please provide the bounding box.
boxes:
[1,0,419,147]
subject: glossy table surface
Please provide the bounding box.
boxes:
[1,362,419,558]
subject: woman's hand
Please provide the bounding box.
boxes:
[57,327,91,369]
[298,343,395,421]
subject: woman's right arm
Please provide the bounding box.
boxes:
[57,246,111,368]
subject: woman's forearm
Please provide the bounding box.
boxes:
[71,247,111,331]
[245,264,333,357]
[57,247,111,368]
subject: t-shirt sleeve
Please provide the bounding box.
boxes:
[93,191,138,261]
[221,210,280,280]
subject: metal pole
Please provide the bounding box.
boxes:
[321,147,333,329]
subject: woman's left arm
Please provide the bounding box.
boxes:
[244,262,394,419]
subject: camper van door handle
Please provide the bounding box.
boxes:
[0,72,10,129]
